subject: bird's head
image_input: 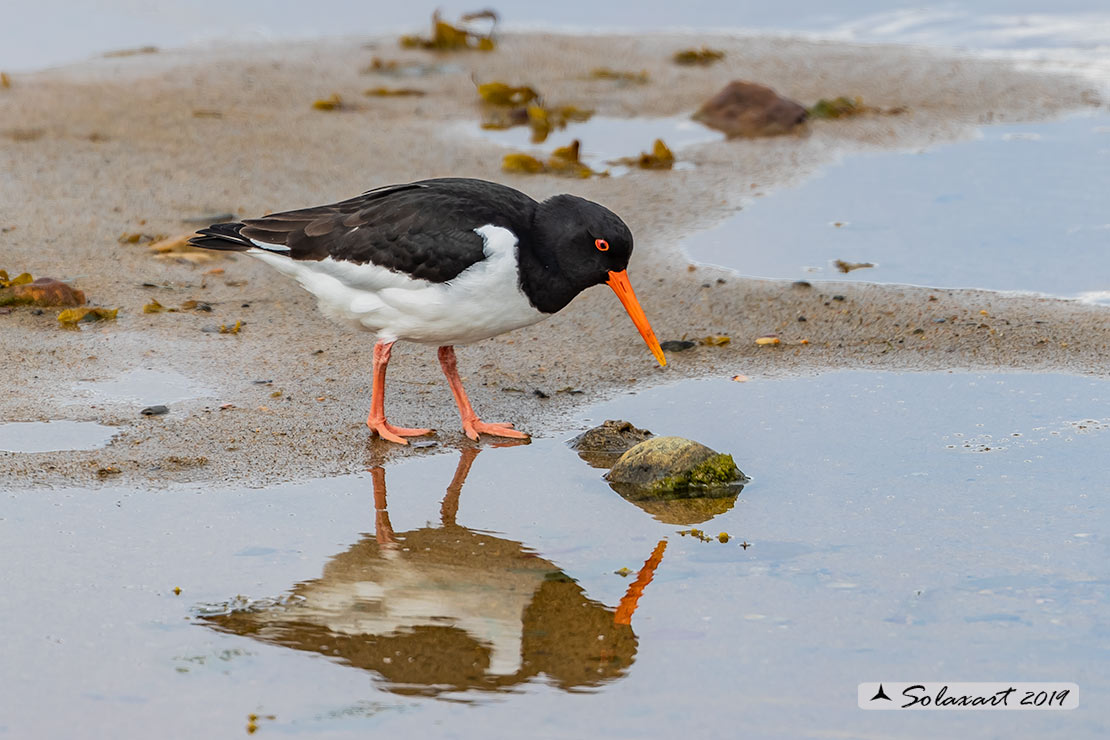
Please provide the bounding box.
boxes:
[535,195,666,367]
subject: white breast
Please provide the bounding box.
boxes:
[247,224,549,345]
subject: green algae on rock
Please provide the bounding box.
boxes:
[606,436,744,499]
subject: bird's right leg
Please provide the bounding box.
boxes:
[366,340,433,444]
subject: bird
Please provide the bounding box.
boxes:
[188,177,665,444]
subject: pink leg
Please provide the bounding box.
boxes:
[438,346,529,441]
[366,340,432,444]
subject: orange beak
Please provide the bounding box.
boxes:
[606,270,666,367]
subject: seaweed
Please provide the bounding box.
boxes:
[672,47,724,66]
[526,104,592,143]
[502,153,546,174]
[545,140,595,178]
[808,96,866,119]
[501,139,601,178]
[4,128,44,142]
[478,81,538,106]
[57,307,118,327]
[611,139,675,170]
[833,259,875,273]
[399,10,497,52]
[0,270,32,288]
[808,96,905,119]
[364,87,426,97]
[589,67,649,84]
[477,81,592,143]
[312,94,346,111]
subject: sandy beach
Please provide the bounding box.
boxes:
[1,30,1106,487]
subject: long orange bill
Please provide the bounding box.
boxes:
[606,270,666,367]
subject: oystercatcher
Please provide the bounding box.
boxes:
[189,178,665,443]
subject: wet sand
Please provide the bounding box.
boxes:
[1,31,1106,486]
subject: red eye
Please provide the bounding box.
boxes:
[595,238,609,252]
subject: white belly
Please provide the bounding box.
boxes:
[248,224,549,345]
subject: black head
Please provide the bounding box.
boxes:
[527,194,634,304]
[522,194,666,366]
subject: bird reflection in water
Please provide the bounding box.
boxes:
[200,448,666,696]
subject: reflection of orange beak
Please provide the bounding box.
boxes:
[606,270,666,367]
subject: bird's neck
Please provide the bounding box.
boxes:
[516,237,580,315]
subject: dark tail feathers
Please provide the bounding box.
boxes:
[189,222,253,251]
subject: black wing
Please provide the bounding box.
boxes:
[188,179,538,284]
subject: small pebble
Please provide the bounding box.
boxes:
[660,340,696,352]
[792,280,811,288]
[832,295,845,301]
[141,405,169,416]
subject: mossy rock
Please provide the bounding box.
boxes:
[605,436,744,499]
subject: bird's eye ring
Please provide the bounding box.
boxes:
[595,239,609,252]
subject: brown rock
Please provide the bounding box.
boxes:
[0,277,86,307]
[693,81,808,138]
[569,420,654,469]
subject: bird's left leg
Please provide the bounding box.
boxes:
[437,346,529,441]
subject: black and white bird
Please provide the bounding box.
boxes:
[189,177,665,443]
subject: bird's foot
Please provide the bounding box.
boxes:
[367,417,433,445]
[462,419,530,442]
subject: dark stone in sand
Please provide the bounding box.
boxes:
[141,405,169,416]
[660,340,696,352]
[693,81,808,138]
[570,420,654,469]
[606,436,744,499]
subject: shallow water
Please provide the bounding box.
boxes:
[683,111,1110,303]
[3,371,1107,737]
[0,420,118,453]
[69,368,214,407]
